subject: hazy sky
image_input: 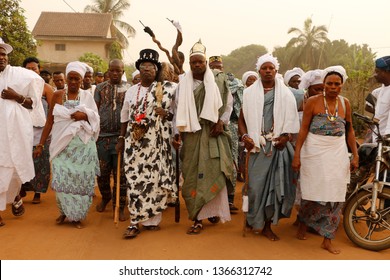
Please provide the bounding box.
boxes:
[20,0,390,68]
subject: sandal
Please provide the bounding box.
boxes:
[123,225,140,239]
[143,225,160,231]
[186,222,203,235]
[12,198,25,216]
[208,216,220,224]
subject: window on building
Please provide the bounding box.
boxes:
[55,44,66,51]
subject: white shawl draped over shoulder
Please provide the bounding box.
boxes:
[50,90,100,160]
[242,78,300,153]
[0,65,44,185]
[176,67,222,132]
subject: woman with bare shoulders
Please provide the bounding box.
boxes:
[292,66,359,254]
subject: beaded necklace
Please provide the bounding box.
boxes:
[323,93,338,122]
[134,84,149,123]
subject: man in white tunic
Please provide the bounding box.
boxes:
[0,38,44,226]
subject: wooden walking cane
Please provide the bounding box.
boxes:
[114,155,121,227]
[242,152,250,237]
[174,135,180,223]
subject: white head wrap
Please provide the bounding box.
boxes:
[299,69,324,90]
[284,67,305,85]
[242,71,259,86]
[66,61,88,78]
[0,37,13,54]
[83,63,93,74]
[131,70,140,79]
[255,53,280,71]
[322,65,348,83]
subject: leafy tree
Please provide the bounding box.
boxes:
[79,52,108,73]
[223,44,267,77]
[286,18,330,69]
[108,40,123,60]
[0,0,36,66]
[84,0,136,52]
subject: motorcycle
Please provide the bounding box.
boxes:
[343,112,390,251]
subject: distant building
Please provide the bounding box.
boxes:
[32,12,115,71]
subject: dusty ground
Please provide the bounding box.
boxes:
[1,182,389,260]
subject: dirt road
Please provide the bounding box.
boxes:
[1,182,389,260]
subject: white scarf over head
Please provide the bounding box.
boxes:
[242,78,300,152]
[176,66,222,132]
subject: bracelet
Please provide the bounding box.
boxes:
[280,133,290,138]
[19,96,26,106]
[36,144,44,149]
[240,134,249,141]
[118,136,125,140]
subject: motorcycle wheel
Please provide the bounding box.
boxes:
[343,187,390,251]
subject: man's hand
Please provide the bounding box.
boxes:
[273,134,290,150]
[172,134,181,150]
[210,120,224,137]
[1,87,22,102]
[242,135,255,151]
[116,138,125,153]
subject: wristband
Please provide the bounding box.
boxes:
[118,136,125,140]
[240,134,249,141]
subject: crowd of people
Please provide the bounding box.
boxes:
[1,36,389,254]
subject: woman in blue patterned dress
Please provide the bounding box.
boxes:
[292,66,359,254]
[34,61,100,229]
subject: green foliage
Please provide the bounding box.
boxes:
[109,41,123,60]
[124,64,136,81]
[84,0,135,49]
[223,44,267,77]
[0,0,37,66]
[79,52,108,73]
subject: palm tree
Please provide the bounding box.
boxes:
[84,0,136,49]
[286,18,329,69]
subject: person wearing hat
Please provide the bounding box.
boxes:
[238,54,300,241]
[81,64,96,95]
[0,38,45,226]
[292,66,358,254]
[94,59,130,221]
[34,61,100,229]
[372,56,390,138]
[94,71,105,85]
[174,40,234,235]
[117,49,177,239]
[131,70,140,85]
[208,55,224,71]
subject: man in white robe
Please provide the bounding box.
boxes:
[0,38,44,226]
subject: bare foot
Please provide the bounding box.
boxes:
[321,238,340,254]
[72,221,83,229]
[55,215,66,225]
[262,222,280,241]
[296,222,307,240]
